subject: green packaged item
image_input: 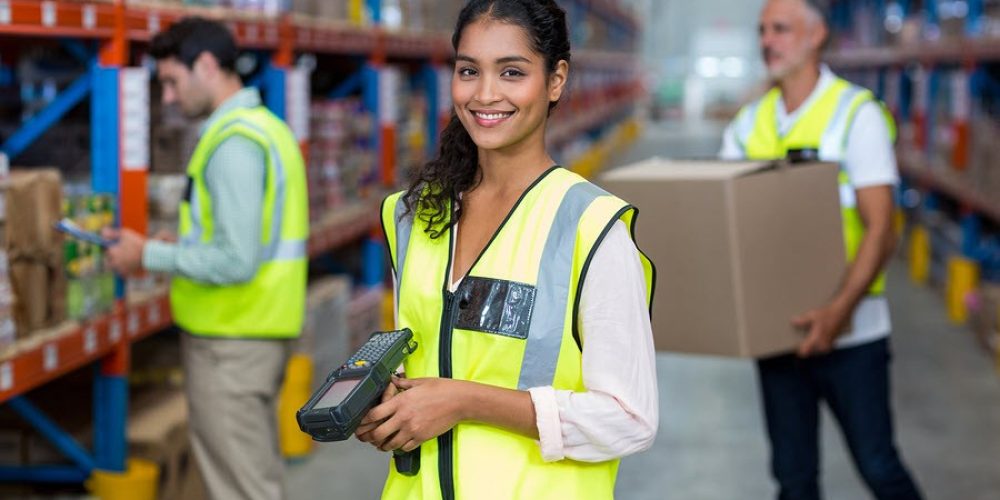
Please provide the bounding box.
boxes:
[67,278,85,321]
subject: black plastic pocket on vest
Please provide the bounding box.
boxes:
[454,277,536,340]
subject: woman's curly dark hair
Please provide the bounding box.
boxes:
[400,0,571,238]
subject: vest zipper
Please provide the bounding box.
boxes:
[433,170,554,499]
[437,290,456,500]
[437,212,457,500]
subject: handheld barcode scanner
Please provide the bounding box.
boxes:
[296,328,420,475]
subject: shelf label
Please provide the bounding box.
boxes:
[378,67,402,126]
[109,318,123,343]
[952,72,970,121]
[0,1,11,25]
[128,311,140,336]
[41,1,56,27]
[286,68,311,142]
[148,303,161,326]
[121,68,150,171]
[43,344,58,372]
[84,327,97,354]
[0,362,12,391]
[82,5,96,30]
[147,12,160,34]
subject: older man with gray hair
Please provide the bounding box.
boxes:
[719,0,923,499]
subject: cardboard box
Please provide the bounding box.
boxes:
[1,169,66,335]
[599,159,847,358]
[129,390,207,500]
[2,169,62,258]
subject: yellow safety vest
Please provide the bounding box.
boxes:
[732,77,896,295]
[171,106,309,337]
[380,167,655,500]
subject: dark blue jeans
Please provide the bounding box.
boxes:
[756,338,923,500]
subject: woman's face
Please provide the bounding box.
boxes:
[452,19,567,153]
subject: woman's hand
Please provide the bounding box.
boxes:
[356,377,467,453]
[354,376,402,440]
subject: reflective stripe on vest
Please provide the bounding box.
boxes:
[739,77,895,295]
[379,168,654,500]
[180,118,301,254]
[171,106,308,337]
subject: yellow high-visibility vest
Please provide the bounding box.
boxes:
[172,106,308,337]
[380,167,654,499]
[732,77,896,295]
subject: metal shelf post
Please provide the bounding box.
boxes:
[91,0,132,473]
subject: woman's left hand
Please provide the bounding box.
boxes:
[357,377,467,453]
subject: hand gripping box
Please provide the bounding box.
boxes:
[599,158,847,358]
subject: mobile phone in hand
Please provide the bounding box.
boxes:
[54,219,115,248]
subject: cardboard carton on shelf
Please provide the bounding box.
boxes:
[1,169,66,336]
[599,158,847,358]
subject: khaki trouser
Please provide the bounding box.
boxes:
[182,333,291,500]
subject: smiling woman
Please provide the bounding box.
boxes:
[399,0,571,239]
[362,1,659,499]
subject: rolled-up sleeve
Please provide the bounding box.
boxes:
[528,221,659,462]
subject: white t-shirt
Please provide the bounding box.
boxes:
[719,65,897,348]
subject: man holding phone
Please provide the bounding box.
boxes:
[104,17,308,500]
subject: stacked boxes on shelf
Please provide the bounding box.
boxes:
[1,169,66,339]
[308,98,376,220]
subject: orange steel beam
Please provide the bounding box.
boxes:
[272,14,295,68]
[99,0,127,67]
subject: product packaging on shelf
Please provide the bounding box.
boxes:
[61,186,116,322]
[308,97,376,220]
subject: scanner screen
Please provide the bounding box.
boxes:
[315,378,362,409]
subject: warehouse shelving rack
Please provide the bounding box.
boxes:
[827,31,1000,227]
[825,0,1000,327]
[0,0,643,487]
